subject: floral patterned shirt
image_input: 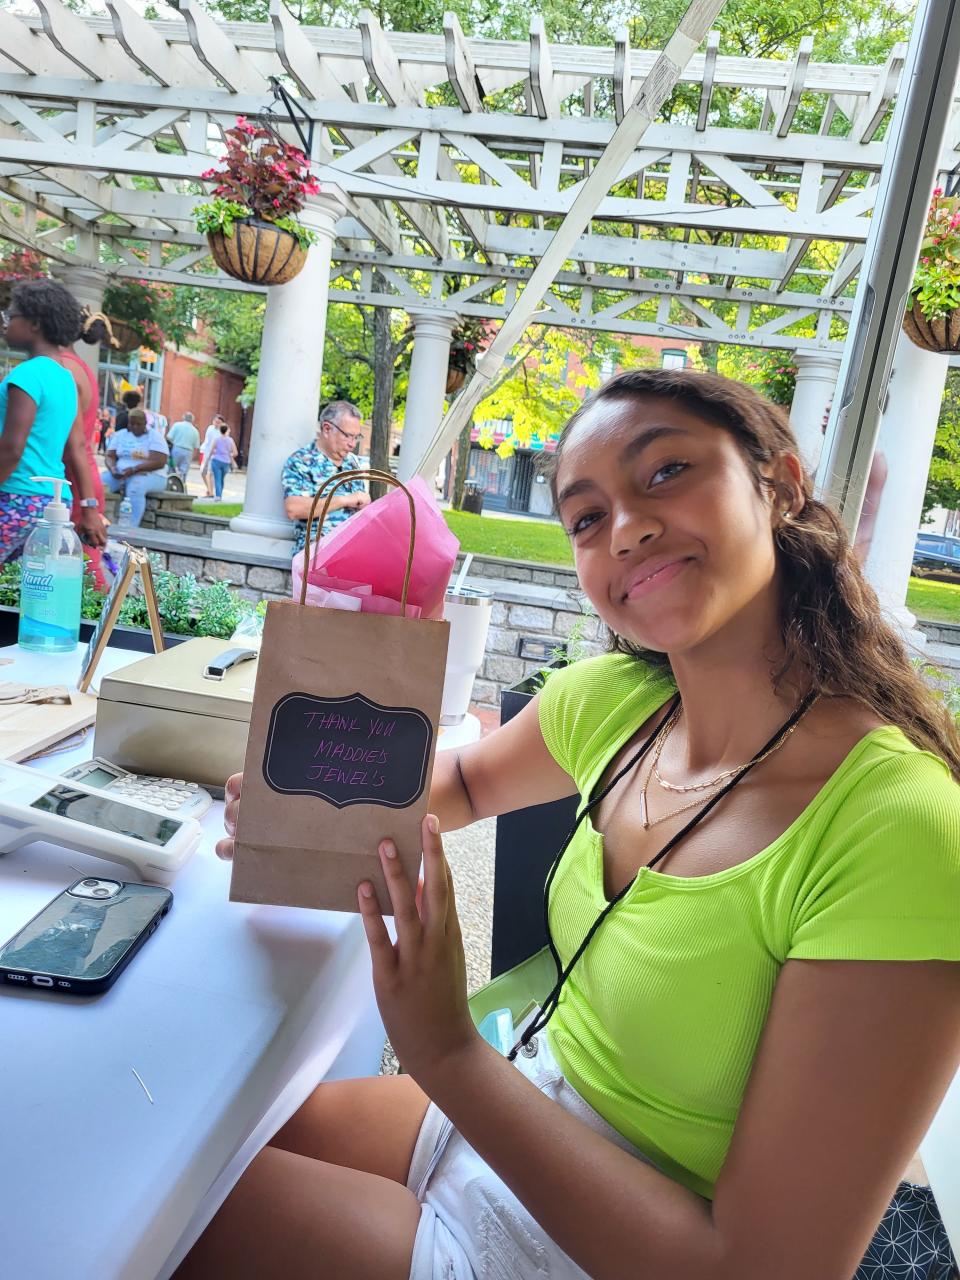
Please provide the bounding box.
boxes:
[281,442,365,553]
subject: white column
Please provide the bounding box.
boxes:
[397,310,459,485]
[788,352,842,474]
[55,264,107,376]
[863,331,949,637]
[214,188,346,555]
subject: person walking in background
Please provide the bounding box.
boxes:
[199,414,224,498]
[167,411,201,486]
[209,422,237,501]
[60,307,114,586]
[0,280,104,564]
[282,400,369,554]
[102,407,168,527]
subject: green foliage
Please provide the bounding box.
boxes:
[472,327,660,456]
[717,346,797,405]
[0,559,257,640]
[193,198,254,239]
[923,370,960,519]
[102,279,192,351]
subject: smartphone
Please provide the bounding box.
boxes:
[0,878,172,995]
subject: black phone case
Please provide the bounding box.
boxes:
[0,882,172,996]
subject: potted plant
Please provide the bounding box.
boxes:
[904,187,960,353]
[0,561,261,651]
[447,317,486,394]
[0,247,48,311]
[194,117,320,286]
[102,279,185,354]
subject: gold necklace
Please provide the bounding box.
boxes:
[652,699,813,794]
[638,695,817,830]
[637,705,715,830]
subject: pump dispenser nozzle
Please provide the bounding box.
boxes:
[31,476,73,523]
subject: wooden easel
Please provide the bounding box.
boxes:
[77,546,163,693]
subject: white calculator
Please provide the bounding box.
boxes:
[62,759,213,821]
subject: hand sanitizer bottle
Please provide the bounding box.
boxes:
[18,476,84,654]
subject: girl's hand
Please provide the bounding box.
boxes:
[358,815,479,1084]
[215,772,242,860]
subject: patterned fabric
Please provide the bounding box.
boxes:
[281,442,364,552]
[856,1183,957,1280]
[0,491,47,565]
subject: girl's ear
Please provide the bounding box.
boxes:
[768,452,805,521]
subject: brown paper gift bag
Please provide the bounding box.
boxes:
[230,471,450,913]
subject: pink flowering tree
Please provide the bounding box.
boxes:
[911,187,960,321]
[194,116,321,249]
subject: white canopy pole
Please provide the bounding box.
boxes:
[413,0,729,481]
[816,0,960,535]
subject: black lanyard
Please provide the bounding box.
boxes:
[508,691,817,1061]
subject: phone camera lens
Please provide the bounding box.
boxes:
[82,878,99,887]
[92,887,109,897]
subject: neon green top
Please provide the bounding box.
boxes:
[538,655,960,1200]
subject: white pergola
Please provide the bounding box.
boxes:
[0,1,954,621]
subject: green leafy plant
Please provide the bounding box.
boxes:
[0,558,259,642]
[911,188,960,321]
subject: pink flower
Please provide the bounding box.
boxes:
[934,186,944,197]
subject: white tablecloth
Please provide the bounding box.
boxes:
[0,642,471,1280]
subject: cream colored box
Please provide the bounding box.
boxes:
[94,637,258,794]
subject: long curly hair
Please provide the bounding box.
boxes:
[545,366,960,781]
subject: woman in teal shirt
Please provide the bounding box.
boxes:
[189,370,960,1280]
[0,279,106,563]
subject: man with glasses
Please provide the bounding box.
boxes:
[282,401,370,554]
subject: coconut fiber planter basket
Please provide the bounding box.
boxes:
[207,220,306,286]
[902,298,960,354]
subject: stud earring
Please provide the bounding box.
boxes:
[780,509,792,521]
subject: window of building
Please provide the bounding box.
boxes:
[660,348,687,370]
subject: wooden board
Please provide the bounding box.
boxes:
[0,692,98,762]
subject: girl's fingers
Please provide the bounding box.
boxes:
[379,840,422,944]
[357,881,395,969]
[421,814,449,932]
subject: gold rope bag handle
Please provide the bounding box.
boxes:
[300,469,418,617]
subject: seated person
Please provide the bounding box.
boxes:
[182,369,960,1280]
[102,407,168,527]
[282,400,370,554]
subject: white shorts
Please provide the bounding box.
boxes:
[405,1033,665,1279]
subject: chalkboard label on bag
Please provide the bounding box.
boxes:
[261,692,434,809]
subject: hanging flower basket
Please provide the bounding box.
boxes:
[108,319,142,354]
[194,117,319,288]
[905,188,960,354]
[902,297,960,354]
[446,365,467,395]
[206,218,306,287]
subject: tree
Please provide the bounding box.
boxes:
[472,327,660,456]
[924,370,960,521]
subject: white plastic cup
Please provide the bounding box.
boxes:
[441,588,493,725]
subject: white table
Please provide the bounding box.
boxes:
[0,641,477,1280]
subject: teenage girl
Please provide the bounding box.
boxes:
[182,369,959,1280]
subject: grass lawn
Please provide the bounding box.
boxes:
[193,501,242,518]
[906,577,960,624]
[442,510,573,566]
[192,502,575,564]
